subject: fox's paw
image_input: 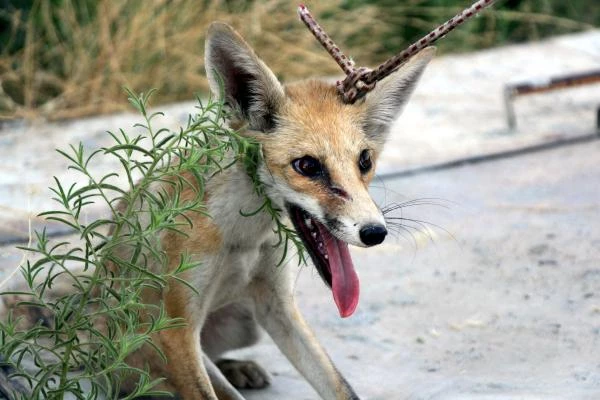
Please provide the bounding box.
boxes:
[216,359,270,389]
[1,294,54,330]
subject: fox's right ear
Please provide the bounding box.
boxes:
[361,47,435,145]
[205,22,285,132]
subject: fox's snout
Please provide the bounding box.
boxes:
[359,223,388,246]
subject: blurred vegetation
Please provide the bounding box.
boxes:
[0,0,597,120]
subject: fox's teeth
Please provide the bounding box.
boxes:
[311,232,317,239]
[324,254,328,259]
[306,218,313,229]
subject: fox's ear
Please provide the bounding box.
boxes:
[205,22,285,132]
[362,47,435,144]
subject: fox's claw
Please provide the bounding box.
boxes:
[216,359,270,389]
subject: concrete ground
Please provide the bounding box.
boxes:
[1,31,599,399]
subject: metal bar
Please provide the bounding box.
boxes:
[509,70,600,97]
[504,70,600,129]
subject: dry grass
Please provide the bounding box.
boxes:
[0,0,594,120]
[0,0,383,120]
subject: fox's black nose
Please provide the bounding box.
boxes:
[359,224,388,246]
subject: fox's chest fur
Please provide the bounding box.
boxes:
[159,163,289,311]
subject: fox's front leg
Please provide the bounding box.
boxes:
[157,282,221,400]
[251,276,360,400]
[157,320,246,400]
[159,326,219,400]
[204,354,247,400]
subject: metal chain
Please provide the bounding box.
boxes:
[297,4,355,75]
[298,0,496,104]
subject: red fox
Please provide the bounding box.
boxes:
[3,22,434,400]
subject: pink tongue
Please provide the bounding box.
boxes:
[318,226,360,318]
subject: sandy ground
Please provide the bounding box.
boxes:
[0,30,599,399]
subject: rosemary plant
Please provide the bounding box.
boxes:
[0,89,305,399]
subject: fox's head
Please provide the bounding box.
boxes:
[205,22,434,317]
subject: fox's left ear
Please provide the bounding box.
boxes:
[361,47,436,144]
[205,22,285,132]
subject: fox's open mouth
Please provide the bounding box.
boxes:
[287,204,359,318]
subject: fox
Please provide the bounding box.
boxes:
[1,22,434,400]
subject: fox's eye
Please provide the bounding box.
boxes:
[292,156,323,178]
[359,149,372,173]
